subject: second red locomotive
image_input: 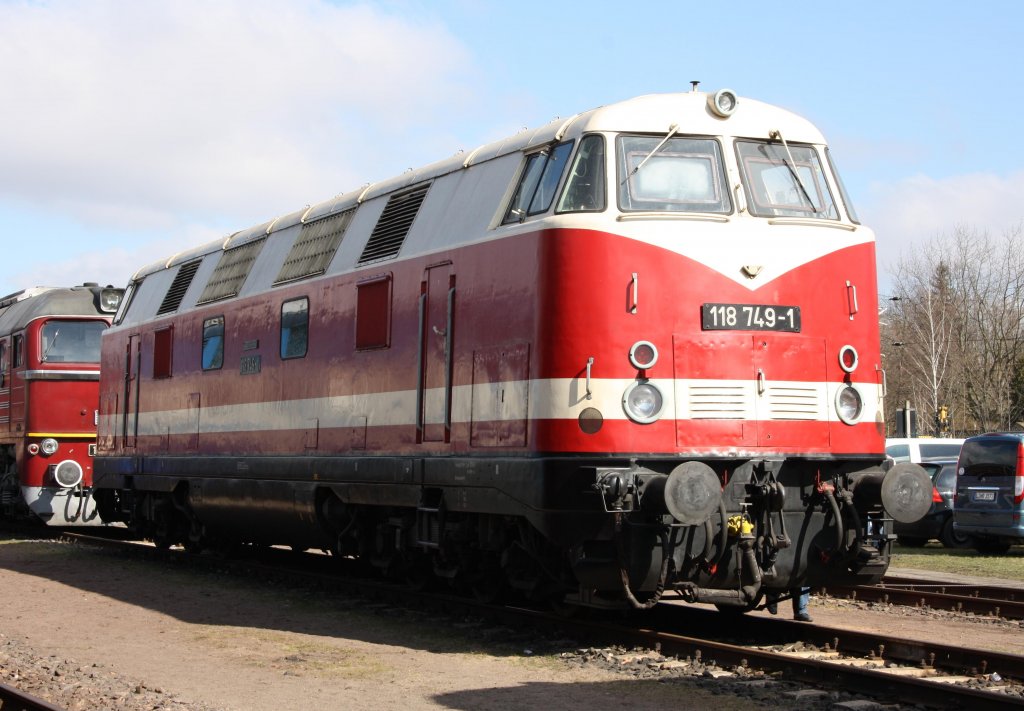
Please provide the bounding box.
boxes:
[0,283,122,525]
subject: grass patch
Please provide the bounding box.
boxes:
[891,542,1024,582]
[190,626,392,678]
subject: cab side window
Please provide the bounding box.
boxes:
[12,335,23,368]
[556,135,606,213]
[502,140,574,224]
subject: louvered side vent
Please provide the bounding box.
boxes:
[358,185,429,265]
[197,238,267,304]
[156,260,202,315]
[274,209,355,285]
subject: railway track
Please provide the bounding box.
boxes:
[649,601,1022,707]
[823,574,1024,619]
[19,530,1018,709]
[0,680,66,711]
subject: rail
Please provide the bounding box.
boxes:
[0,680,66,711]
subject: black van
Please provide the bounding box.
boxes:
[953,432,1024,553]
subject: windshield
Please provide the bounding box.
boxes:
[40,320,105,363]
[617,135,731,213]
[736,140,837,219]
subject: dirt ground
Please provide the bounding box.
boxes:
[0,537,1021,711]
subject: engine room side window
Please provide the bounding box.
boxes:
[356,275,392,350]
[617,135,731,213]
[280,297,309,360]
[736,140,837,219]
[502,140,574,224]
[556,134,606,213]
[202,316,225,371]
[153,327,173,379]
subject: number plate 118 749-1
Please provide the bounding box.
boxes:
[701,303,801,332]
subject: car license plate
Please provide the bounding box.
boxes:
[702,303,801,332]
[974,491,996,502]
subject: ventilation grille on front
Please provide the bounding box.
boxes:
[357,185,429,265]
[197,238,266,304]
[685,382,822,420]
[765,386,821,420]
[156,261,201,315]
[275,209,354,285]
[687,384,751,419]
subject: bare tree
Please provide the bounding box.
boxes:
[946,224,1024,431]
[885,258,957,435]
[882,223,1024,435]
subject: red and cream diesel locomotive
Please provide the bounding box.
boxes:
[93,88,930,610]
[0,283,123,525]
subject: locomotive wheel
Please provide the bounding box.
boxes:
[548,594,581,618]
[402,551,434,592]
[470,574,507,605]
[150,506,175,550]
[468,551,508,604]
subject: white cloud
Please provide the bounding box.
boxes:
[18,224,225,294]
[0,0,475,227]
[862,171,1024,289]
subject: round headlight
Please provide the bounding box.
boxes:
[40,438,59,456]
[708,89,738,118]
[835,386,864,425]
[623,381,664,424]
[99,288,123,313]
[838,345,859,373]
[628,341,659,370]
[53,460,83,489]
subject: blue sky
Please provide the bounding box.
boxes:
[1,0,1021,297]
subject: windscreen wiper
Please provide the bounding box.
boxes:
[768,129,817,211]
[621,123,679,185]
[42,329,60,361]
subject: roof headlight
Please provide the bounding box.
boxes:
[628,341,659,370]
[708,89,738,118]
[623,381,664,424]
[40,438,59,456]
[99,288,123,313]
[835,386,864,425]
[52,460,83,489]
